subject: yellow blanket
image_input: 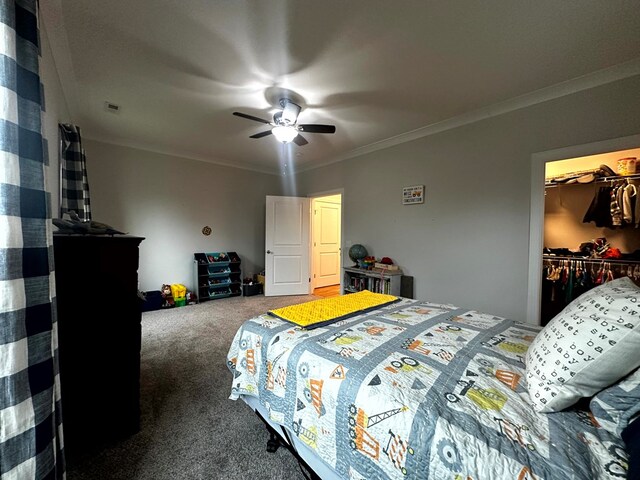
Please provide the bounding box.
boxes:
[268,290,399,329]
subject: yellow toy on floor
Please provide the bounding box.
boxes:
[170,283,187,307]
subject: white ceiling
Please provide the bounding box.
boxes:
[42,1,640,175]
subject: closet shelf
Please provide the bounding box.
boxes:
[543,254,640,265]
[545,173,640,189]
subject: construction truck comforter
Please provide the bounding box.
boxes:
[226,298,628,480]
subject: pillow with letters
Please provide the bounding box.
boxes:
[526,276,640,413]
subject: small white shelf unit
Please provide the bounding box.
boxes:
[342,266,402,296]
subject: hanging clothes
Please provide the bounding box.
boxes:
[625,179,640,228]
[541,262,565,325]
[611,184,623,227]
[563,261,574,305]
[622,182,636,225]
[633,179,640,228]
[583,186,614,227]
[540,256,640,325]
[60,123,92,221]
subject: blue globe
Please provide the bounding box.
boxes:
[348,244,368,265]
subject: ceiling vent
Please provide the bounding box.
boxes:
[104,101,121,113]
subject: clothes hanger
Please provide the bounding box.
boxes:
[595,262,605,284]
[605,262,614,283]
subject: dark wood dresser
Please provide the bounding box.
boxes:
[53,234,144,461]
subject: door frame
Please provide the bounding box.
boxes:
[526,133,640,325]
[308,188,345,293]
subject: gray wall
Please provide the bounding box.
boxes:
[297,76,640,321]
[40,22,72,216]
[40,19,282,294]
[85,139,282,291]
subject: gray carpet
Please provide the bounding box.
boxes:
[67,294,318,480]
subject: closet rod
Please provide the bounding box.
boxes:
[545,173,640,189]
[543,254,640,265]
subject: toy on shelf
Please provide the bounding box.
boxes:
[161,284,175,308]
[374,257,400,271]
[357,256,376,269]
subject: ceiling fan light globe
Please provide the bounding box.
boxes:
[272,125,298,143]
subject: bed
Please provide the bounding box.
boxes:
[226,295,634,480]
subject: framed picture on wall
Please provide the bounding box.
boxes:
[402,185,424,205]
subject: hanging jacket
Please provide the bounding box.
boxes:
[633,180,640,228]
[623,183,637,225]
[583,186,613,227]
[611,185,623,227]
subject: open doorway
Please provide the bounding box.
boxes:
[264,193,343,297]
[526,134,640,325]
[310,193,342,298]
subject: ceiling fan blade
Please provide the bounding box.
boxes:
[281,101,301,124]
[233,112,271,124]
[250,130,273,139]
[298,124,336,134]
[293,134,308,146]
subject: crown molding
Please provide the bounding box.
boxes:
[296,57,640,174]
[83,134,281,176]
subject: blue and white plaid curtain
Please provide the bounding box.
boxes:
[59,123,90,221]
[0,1,65,479]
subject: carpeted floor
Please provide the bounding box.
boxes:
[67,294,318,480]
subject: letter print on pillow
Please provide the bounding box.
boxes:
[526,276,640,413]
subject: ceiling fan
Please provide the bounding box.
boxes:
[233,99,336,146]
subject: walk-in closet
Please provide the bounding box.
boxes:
[542,148,640,325]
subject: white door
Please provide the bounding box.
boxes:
[312,197,341,288]
[265,196,311,296]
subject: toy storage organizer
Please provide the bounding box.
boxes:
[194,252,241,302]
